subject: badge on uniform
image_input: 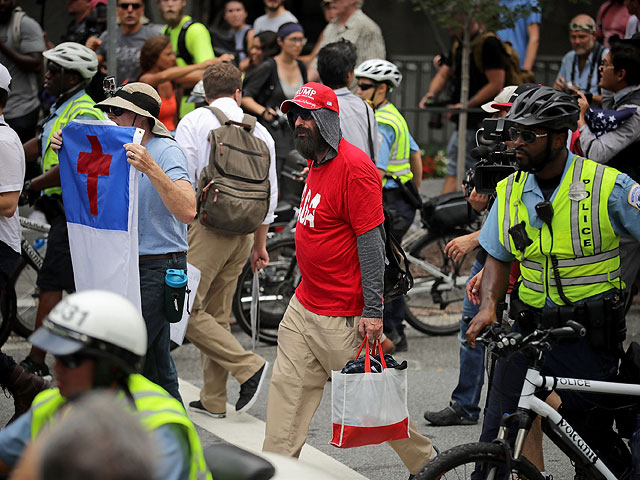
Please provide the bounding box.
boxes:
[628,183,640,211]
[569,181,589,201]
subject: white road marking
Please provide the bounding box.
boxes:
[179,378,367,480]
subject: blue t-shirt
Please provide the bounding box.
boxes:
[479,153,640,305]
[138,136,190,255]
[0,406,190,480]
[496,0,541,69]
[377,122,419,189]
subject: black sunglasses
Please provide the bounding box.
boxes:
[47,62,62,75]
[507,126,548,144]
[56,354,90,369]
[357,83,378,91]
[287,108,313,122]
[118,2,143,9]
[105,106,126,117]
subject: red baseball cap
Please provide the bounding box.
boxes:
[281,82,340,114]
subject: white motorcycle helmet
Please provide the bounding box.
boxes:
[42,42,99,80]
[354,59,403,88]
[29,290,147,382]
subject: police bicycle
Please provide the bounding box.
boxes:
[416,321,640,480]
[0,216,49,347]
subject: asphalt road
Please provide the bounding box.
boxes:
[3,178,640,479]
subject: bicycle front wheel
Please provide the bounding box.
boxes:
[232,236,298,345]
[416,442,544,480]
[404,230,475,335]
[5,257,39,339]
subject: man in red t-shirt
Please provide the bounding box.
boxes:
[262,82,436,476]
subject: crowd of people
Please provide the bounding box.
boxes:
[1,0,640,478]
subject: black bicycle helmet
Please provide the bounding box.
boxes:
[506,86,579,131]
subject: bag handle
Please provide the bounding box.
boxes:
[354,338,388,373]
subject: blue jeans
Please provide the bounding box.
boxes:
[383,191,416,335]
[139,255,185,404]
[450,258,485,419]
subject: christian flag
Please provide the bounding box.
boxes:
[58,120,142,310]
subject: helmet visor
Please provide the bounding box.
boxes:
[29,324,86,356]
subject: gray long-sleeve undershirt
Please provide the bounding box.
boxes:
[357,222,385,318]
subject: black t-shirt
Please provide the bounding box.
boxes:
[446,33,506,129]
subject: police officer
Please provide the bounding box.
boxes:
[0,290,212,480]
[466,86,640,477]
[355,59,423,352]
[21,43,106,378]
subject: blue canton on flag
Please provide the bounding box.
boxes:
[59,122,137,231]
[585,107,637,138]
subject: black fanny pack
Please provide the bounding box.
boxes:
[384,175,422,209]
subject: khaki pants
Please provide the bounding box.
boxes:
[186,221,265,413]
[263,295,435,475]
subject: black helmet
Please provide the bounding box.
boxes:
[506,86,579,131]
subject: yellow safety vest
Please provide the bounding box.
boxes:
[375,102,413,186]
[42,92,105,196]
[496,156,623,307]
[30,374,212,480]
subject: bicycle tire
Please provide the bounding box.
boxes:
[232,236,298,345]
[404,230,475,335]
[5,257,40,339]
[0,286,16,348]
[415,442,544,480]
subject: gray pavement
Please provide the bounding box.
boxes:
[2,179,640,479]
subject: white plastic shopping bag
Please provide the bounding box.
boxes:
[330,338,410,448]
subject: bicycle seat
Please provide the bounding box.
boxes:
[203,443,275,480]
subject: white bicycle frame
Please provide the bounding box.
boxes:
[508,367,640,480]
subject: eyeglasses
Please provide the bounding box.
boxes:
[287,108,313,122]
[117,2,143,9]
[47,62,62,75]
[599,60,615,70]
[56,354,90,369]
[357,83,378,91]
[286,37,307,46]
[507,126,548,144]
[105,106,126,117]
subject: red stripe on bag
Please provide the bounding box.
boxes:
[329,417,410,448]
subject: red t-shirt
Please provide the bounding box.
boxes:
[295,139,384,316]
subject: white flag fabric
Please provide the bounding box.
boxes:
[58,120,143,310]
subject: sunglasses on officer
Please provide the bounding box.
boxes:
[507,126,548,144]
[47,61,63,75]
[56,353,91,369]
[357,82,378,91]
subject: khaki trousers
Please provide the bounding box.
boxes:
[186,221,265,413]
[263,295,435,474]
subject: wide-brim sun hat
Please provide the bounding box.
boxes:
[95,82,172,138]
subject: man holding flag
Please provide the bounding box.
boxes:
[20,43,105,379]
[51,82,196,403]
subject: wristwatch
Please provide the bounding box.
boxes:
[23,179,32,191]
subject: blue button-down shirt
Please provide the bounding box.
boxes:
[556,47,608,96]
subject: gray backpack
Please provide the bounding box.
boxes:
[196,107,271,235]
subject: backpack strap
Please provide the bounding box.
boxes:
[10,6,25,48]
[166,19,195,65]
[207,106,256,132]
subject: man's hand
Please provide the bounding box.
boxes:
[466,268,484,305]
[553,76,566,91]
[85,36,101,51]
[444,232,478,263]
[251,244,269,273]
[50,129,63,152]
[359,316,383,342]
[419,92,435,109]
[215,54,235,64]
[467,187,489,212]
[574,89,590,117]
[465,308,496,348]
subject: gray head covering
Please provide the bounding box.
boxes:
[310,108,342,164]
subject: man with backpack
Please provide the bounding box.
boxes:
[419,19,506,194]
[174,62,276,419]
[159,0,233,118]
[261,83,436,477]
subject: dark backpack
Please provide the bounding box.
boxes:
[452,32,535,86]
[196,107,271,235]
[383,209,414,302]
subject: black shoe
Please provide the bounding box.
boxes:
[424,403,477,426]
[394,332,408,352]
[20,357,51,380]
[236,361,269,413]
[188,400,226,419]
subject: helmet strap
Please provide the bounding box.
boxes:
[92,358,127,389]
[55,70,87,106]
